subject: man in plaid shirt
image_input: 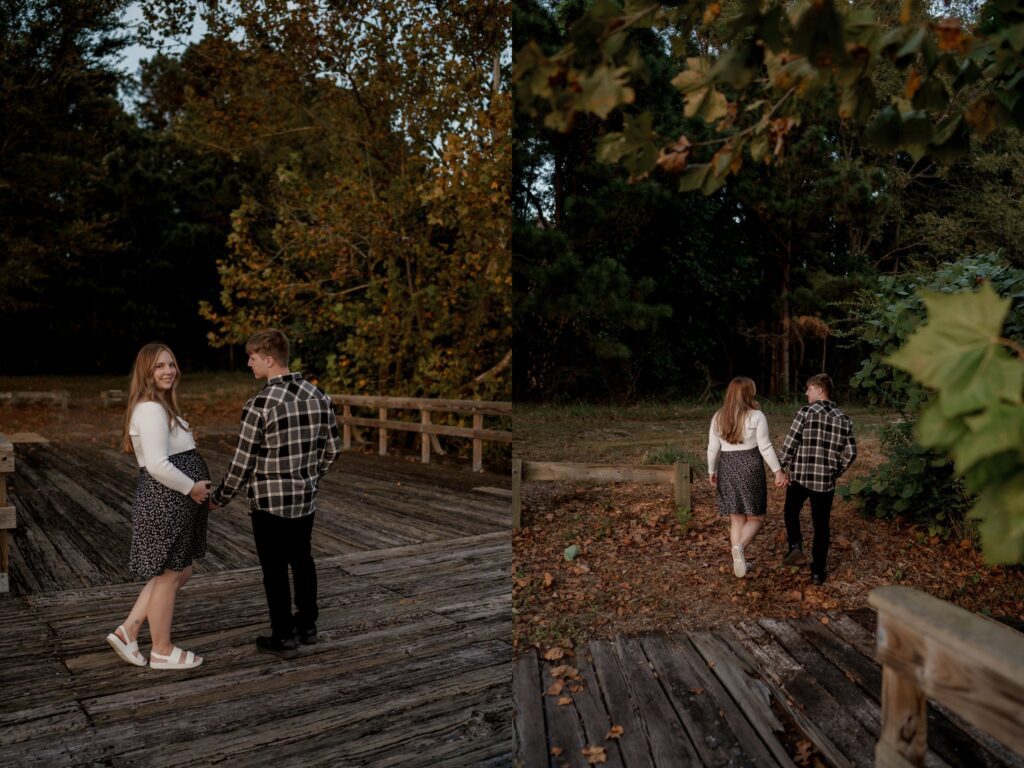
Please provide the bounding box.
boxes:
[778,374,857,585]
[210,329,342,658]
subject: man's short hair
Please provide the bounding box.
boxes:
[806,373,833,399]
[246,329,290,366]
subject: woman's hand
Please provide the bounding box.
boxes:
[189,480,212,504]
[709,472,717,488]
[774,470,788,488]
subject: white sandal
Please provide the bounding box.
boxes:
[106,625,147,667]
[149,646,203,670]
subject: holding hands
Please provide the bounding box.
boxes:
[774,469,789,489]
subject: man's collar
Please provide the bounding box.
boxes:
[268,372,302,385]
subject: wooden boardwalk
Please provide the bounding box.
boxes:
[514,611,1024,768]
[5,439,510,595]
[0,438,512,766]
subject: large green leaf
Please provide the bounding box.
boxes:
[953,403,1024,473]
[886,284,1023,416]
[971,475,1024,563]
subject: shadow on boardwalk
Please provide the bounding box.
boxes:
[0,440,512,766]
[514,612,1024,768]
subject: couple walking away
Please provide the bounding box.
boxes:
[707,374,857,585]
[106,329,342,670]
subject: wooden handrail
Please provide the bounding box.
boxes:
[869,585,1024,766]
[328,394,511,416]
[0,435,15,594]
[327,394,512,472]
[511,460,692,529]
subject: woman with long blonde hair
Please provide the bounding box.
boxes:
[106,343,211,669]
[707,377,788,578]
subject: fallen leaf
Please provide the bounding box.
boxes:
[550,746,564,756]
[544,647,566,661]
[606,725,624,739]
[544,572,554,588]
[820,616,830,626]
[546,680,564,696]
[690,687,704,695]
[558,696,573,705]
[581,745,607,764]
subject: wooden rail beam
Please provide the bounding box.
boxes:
[328,394,512,472]
[512,460,690,530]
[869,585,1024,765]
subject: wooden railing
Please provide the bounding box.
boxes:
[869,585,1024,766]
[511,460,693,529]
[0,435,15,593]
[328,394,511,473]
[0,390,68,409]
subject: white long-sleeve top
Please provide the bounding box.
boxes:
[129,401,197,495]
[707,409,782,476]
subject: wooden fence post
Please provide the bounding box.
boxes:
[512,458,522,530]
[0,436,15,594]
[876,666,927,768]
[421,410,431,464]
[673,462,691,510]
[472,413,484,472]
[379,408,388,456]
[342,404,352,450]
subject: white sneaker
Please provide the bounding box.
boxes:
[731,545,746,578]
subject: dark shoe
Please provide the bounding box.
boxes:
[256,635,299,659]
[811,572,827,586]
[295,625,318,645]
[783,544,806,566]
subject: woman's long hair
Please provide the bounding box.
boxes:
[714,377,760,444]
[121,343,190,453]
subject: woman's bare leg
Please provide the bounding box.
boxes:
[738,516,764,548]
[729,514,745,547]
[147,569,183,656]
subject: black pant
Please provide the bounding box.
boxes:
[251,509,318,639]
[783,482,835,576]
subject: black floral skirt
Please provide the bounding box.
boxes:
[128,449,210,579]
[716,448,767,517]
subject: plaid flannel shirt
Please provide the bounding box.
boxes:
[211,373,342,518]
[778,400,857,493]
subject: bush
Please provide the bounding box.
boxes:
[838,421,974,539]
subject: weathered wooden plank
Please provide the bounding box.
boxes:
[732,620,871,768]
[542,658,591,768]
[588,640,656,768]
[685,632,790,768]
[640,633,768,768]
[513,651,550,768]
[570,652,626,768]
[614,634,702,767]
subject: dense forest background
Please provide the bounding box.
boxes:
[512,0,1024,402]
[1,0,510,402]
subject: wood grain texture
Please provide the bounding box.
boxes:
[0,533,512,767]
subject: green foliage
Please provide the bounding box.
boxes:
[838,421,973,539]
[142,0,511,399]
[849,254,1024,411]
[674,505,692,531]
[514,0,1024,195]
[887,283,1024,563]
